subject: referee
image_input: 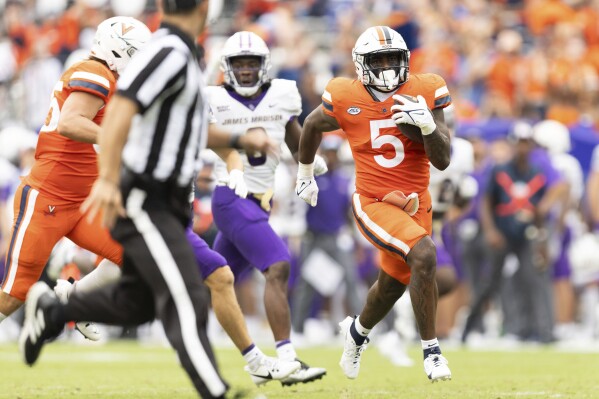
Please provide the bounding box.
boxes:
[18,1,271,398]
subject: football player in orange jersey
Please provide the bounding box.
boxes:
[296,26,453,382]
[0,17,151,338]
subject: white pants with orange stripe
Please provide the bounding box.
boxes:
[351,191,432,284]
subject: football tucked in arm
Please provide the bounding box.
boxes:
[393,95,424,143]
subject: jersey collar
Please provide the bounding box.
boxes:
[363,84,399,102]
[225,83,270,111]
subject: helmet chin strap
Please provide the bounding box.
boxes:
[235,85,261,97]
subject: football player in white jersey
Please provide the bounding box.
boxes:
[205,31,327,386]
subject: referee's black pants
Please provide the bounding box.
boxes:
[64,188,228,399]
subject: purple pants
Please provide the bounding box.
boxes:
[185,226,227,279]
[552,227,572,280]
[433,231,454,270]
[211,186,290,279]
[442,222,465,280]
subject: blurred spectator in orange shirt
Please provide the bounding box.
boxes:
[409,12,459,84]
[5,1,36,68]
[572,0,599,46]
[484,29,525,117]
[546,22,598,126]
[525,0,576,36]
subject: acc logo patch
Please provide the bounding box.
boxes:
[347,107,361,115]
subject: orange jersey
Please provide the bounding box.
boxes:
[321,74,451,199]
[24,60,116,203]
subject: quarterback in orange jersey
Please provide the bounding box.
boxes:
[296,26,453,382]
[0,17,151,336]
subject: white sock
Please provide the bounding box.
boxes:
[420,338,440,355]
[0,312,7,323]
[580,286,599,334]
[354,316,372,336]
[275,340,297,361]
[242,344,264,369]
[421,338,439,350]
[75,259,121,293]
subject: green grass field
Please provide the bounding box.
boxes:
[1,341,598,399]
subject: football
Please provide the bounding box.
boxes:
[393,94,424,143]
[397,122,423,143]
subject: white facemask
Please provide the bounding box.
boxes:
[380,69,398,90]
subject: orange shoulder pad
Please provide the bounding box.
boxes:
[65,60,116,103]
[321,77,354,118]
[406,73,452,110]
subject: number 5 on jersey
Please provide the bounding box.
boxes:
[370,119,405,168]
[40,82,64,133]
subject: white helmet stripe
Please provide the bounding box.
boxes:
[237,31,252,50]
[375,26,386,44]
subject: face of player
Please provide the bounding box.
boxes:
[230,56,262,87]
[367,51,402,78]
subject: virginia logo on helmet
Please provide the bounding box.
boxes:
[121,24,135,36]
[91,16,152,75]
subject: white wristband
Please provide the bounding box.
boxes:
[297,162,315,178]
[421,123,437,136]
[229,169,244,178]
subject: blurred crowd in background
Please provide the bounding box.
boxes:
[1,0,599,359]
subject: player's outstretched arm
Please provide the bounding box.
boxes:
[295,106,340,207]
[207,125,277,155]
[81,94,137,228]
[57,91,105,144]
[284,117,302,160]
[285,117,328,176]
[299,106,340,164]
[422,108,451,170]
[213,148,248,199]
[98,95,138,186]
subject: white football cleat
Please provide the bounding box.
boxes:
[53,279,100,342]
[53,279,73,303]
[19,282,63,365]
[244,356,301,386]
[74,322,100,341]
[423,353,451,382]
[338,316,369,379]
[281,359,327,386]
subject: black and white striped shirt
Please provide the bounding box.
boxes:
[118,22,207,189]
